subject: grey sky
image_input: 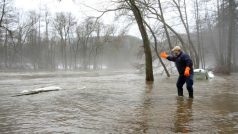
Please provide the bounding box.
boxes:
[13,0,216,38]
[14,0,140,36]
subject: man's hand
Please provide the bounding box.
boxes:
[184,66,190,77]
[160,52,168,59]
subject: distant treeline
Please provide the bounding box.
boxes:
[0,2,141,70]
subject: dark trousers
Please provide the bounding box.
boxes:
[176,74,193,98]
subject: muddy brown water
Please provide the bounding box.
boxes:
[0,71,237,133]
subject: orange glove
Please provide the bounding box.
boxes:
[160,52,168,59]
[184,66,190,77]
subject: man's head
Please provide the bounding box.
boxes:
[172,46,182,57]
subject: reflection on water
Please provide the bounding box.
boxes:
[174,97,193,133]
[141,82,153,133]
[0,71,237,133]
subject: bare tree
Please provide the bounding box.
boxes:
[43,10,52,69]
[227,0,236,73]
[53,12,76,70]
[125,0,154,81]
[213,0,238,73]
[74,17,95,69]
[0,0,15,68]
[172,0,199,68]
[194,0,204,69]
[14,16,35,67]
[143,20,170,77]
[28,11,40,70]
[157,0,173,50]
[91,21,104,70]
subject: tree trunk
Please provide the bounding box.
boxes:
[221,0,226,65]
[45,12,50,70]
[217,0,224,65]
[50,41,54,70]
[227,0,235,74]
[195,0,203,68]
[128,0,154,81]
[4,29,8,68]
[38,16,41,69]
[64,33,67,70]
[184,0,199,68]
[75,38,80,69]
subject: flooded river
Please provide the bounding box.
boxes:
[0,70,237,133]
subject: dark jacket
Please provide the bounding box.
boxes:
[167,52,193,75]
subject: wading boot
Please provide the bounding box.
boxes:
[189,92,193,98]
[178,89,183,97]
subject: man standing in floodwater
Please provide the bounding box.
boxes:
[160,46,194,98]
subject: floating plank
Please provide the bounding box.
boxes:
[14,86,62,96]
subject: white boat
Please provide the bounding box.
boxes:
[194,69,214,80]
